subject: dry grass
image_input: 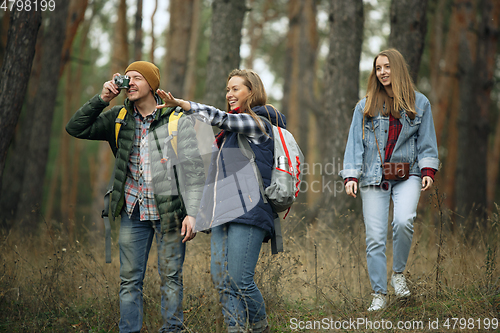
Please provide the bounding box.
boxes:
[0,197,499,332]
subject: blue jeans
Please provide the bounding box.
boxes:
[211,223,268,333]
[119,206,185,333]
[360,176,421,294]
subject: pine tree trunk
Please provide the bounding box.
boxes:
[244,0,260,69]
[428,0,446,105]
[0,11,10,70]
[482,0,500,213]
[204,0,247,109]
[433,2,461,142]
[316,0,363,218]
[115,0,129,70]
[164,0,195,97]
[488,113,500,212]
[68,2,98,227]
[60,0,88,237]
[0,23,44,227]
[134,0,143,61]
[281,0,318,212]
[91,0,129,227]
[182,0,201,101]
[16,2,70,229]
[244,0,279,69]
[441,80,460,215]
[388,0,428,83]
[61,0,88,72]
[456,0,500,223]
[149,0,158,64]
[0,10,42,197]
[429,0,463,215]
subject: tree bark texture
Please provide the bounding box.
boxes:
[441,80,460,216]
[482,0,500,213]
[16,2,70,229]
[133,0,143,61]
[281,0,318,211]
[0,19,44,227]
[0,11,11,70]
[61,0,88,76]
[388,0,428,83]
[244,0,280,69]
[59,0,88,234]
[428,0,446,105]
[67,2,98,229]
[149,0,158,64]
[90,0,130,226]
[164,0,195,97]
[182,0,201,101]
[204,0,247,109]
[317,0,363,214]
[114,0,129,70]
[244,0,262,69]
[429,0,465,214]
[456,0,500,222]
[0,10,42,201]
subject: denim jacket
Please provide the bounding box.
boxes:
[339,91,440,187]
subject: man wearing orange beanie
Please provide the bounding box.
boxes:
[66,61,205,332]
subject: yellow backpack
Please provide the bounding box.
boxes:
[114,107,183,154]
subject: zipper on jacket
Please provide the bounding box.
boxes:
[210,138,225,227]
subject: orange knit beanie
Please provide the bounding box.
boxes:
[125,61,160,91]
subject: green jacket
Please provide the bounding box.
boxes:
[65,94,205,233]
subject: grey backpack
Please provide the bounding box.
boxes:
[238,115,304,253]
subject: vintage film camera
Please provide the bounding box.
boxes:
[114,75,130,89]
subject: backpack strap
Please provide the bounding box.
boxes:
[115,107,127,148]
[270,216,283,254]
[237,117,284,254]
[102,163,117,264]
[237,134,267,204]
[149,108,183,180]
[257,116,285,254]
[168,108,183,156]
[101,107,127,263]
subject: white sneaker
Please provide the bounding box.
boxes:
[367,293,387,311]
[391,273,411,297]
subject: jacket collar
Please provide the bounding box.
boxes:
[124,92,175,121]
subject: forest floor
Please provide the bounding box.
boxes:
[1,199,499,332]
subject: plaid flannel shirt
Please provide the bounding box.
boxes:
[344,113,436,185]
[123,106,160,221]
[186,102,268,144]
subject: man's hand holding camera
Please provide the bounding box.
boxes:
[101,73,130,103]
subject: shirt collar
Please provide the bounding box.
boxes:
[133,104,158,121]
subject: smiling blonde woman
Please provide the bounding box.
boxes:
[340,49,440,311]
[156,69,286,333]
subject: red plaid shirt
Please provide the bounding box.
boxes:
[345,113,436,185]
[123,107,160,221]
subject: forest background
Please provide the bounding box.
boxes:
[0,0,499,332]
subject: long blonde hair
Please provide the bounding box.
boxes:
[364,49,417,120]
[226,69,268,133]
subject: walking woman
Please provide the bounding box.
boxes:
[340,49,439,311]
[157,69,283,332]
